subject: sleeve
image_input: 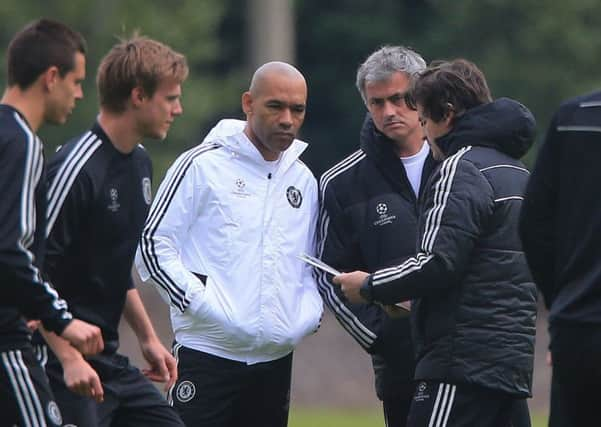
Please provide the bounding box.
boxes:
[0,135,72,334]
[316,176,386,353]
[135,155,207,314]
[44,157,92,282]
[365,149,495,305]
[299,177,324,328]
[519,113,559,308]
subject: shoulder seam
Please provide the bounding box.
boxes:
[46,131,103,236]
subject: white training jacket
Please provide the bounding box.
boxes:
[135,119,323,364]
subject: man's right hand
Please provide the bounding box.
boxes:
[60,319,104,356]
[62,355,104,403]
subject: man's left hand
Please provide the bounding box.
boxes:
[140,338,178,391]
[332,271,370,303]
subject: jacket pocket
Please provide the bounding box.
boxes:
[191,272,208,286]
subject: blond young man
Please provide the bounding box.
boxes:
[36,36,188,427]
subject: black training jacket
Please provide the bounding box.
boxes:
[520,90,601,325]
[0,105,72,350]
[40,122,152,351]
[363,98,538,397]
[317,114,437,400]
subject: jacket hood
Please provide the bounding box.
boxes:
[203,118,309,174]
[202,118,246,143]
[436,98,536,159]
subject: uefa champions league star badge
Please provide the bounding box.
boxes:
[286,186,302,208]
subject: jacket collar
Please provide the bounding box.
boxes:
[205,119,309,175]
[359,113,436,200]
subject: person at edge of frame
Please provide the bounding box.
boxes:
[0,18,104,427]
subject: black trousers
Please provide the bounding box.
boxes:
[0,345,63,426]
[171,344,292,427]
[548,373,572,427]
[406,381,530,427]
[382,382,414,427]
[551,323,601,427]
[43,348,184,427]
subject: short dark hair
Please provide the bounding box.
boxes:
[97,36,188,113]
[408,58,492,123]
[6,18,87,89]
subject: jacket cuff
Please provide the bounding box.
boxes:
[42,312,73,336]
[359,274,375,303]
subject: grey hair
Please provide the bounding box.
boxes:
[356,45,426,104]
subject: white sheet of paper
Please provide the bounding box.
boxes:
[297,253,341,276]
[298,253,410,312]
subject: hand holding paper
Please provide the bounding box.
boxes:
[298,253,411,312]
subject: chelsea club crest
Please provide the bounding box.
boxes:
[142,177,152,205]
[286,186,302,208]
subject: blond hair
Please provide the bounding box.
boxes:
[97,36,188,113]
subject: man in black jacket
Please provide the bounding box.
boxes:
[36,36,187,427]
[318,45,434,426]
[520,90,601,426]
[334,59,537,426]
[0,19,103,427]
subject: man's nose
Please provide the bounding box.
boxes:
[173,100,183,116]
[383,100,397,117]
[279,109,293,128]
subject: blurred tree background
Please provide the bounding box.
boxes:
[2,1,595,418]
[1,0,600,181]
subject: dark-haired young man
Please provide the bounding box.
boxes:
[0,18,103,427]
[36,36,188,427]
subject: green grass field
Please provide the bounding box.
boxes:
[288,408,548,427]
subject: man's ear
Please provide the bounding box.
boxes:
[131,86,146,108]
[444,110,455,127]
[42,66,60,92]
[443,103,456,126]
[241,91,252,116]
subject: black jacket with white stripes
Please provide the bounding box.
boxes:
[318,114,437,400]
[41,122,152,351]
[520,90,601,325]
[0,105,73,350]
[362,98,538,397]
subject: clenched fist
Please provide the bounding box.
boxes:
[60,319,104,355]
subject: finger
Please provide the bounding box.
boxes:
[164,356,178,391]
[142,369,167,382]
[89,375,104,403]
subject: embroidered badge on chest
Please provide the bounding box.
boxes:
[107,188,120,212]
[373,202,397,226]
[286,186,302,208]
[142,177,152,205]
[232,178,251,198]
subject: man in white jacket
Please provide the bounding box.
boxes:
[135,62,323,427]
